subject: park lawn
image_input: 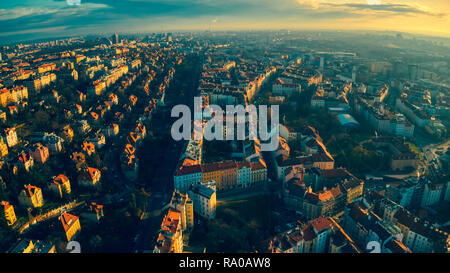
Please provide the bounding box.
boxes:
[217,196,272,226]
[189,196,273,252]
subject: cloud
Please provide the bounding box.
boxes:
[295,0,446,17]
[0,7,60,20]
[0,1,110,21]
[331,3,446,17]
[296,0,321,9]
[366,0,381,5]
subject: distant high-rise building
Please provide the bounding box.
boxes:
[319,56,324,71]
[408,64,419,81]
[112,33,119,44]
[352,66,357,82]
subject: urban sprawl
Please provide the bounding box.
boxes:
[0,31,448,253]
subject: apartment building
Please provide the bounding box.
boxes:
[189,181,217,220]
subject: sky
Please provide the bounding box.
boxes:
[0,0,449,43]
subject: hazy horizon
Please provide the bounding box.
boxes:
[0,0,449,44]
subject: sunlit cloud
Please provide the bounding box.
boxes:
[295,0,445,17]
[366,0,381,5]
[296,0,321,9]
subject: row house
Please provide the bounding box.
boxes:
[174,165,203,194]
[0,86,28,107]
[272,78,301,96]
[236,161,251,188]
[25,73,56,94]
[268,217,333,253]
[250,161,267,184]
[421,182,444,208]
[393,208,449,253]
[201,162,222,189]
[354,95,415,138]
[343,201,403,252]
[37,63,56,74]
[88,80,106,96]
[175,160,268,193]
[217,161,237,190]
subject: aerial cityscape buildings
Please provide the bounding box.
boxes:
[0,5,449,259]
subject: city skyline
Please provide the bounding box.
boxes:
[1,0,450,43]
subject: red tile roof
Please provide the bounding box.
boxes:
[310,217,332,233]
[60,212,79,232]
[161,209,180,234]
[321,168,352,179]
[23,185,40,197]
[53,174,69,185]
[175,164,202,176]
[250,162,266,170]
[1,201,12,211]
